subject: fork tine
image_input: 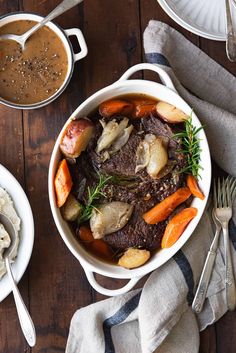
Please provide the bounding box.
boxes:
[223,178,227,207]
[230,176,236,190]
[218,178,222,208]
[227,175,236,201]
[228,175,234,191]
[231,179,236,202]
[213,179,217,208]
[226,177,232,207]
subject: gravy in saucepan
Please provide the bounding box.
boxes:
[0,20,68,105]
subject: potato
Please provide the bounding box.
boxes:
[90,202,133,239]
[146,136,168,179]
[60,118,94,158]
[118,248,150,269]
[156,102,188,123]
[61,194,82,221]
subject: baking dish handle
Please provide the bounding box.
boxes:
[84,269,143,296]
[65,28,88,62]
[117,63,176,92]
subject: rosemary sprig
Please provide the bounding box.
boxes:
[78,173,112,224]
[173,111,204,179]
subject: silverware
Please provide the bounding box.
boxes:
[225,0,236,62]
[0,213,36,347]
[214,177,236,310]
[0,0,83,50]
[192,209,221,313]
[192,176,236,313]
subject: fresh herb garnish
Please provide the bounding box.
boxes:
[173,111,204,179]
[78,173,112,224]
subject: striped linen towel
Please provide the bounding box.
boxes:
[66,21,236,353]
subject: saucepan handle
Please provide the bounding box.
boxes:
[84,269,143,296]
[65,28,88,62]
[117,63,176,92]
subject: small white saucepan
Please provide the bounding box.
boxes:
[48,63,211,296]
[0,12,87,109]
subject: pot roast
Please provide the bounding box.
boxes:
[74,113,186,251]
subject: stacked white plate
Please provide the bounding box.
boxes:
[158,0,236,41]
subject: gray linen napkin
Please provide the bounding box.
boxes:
[66,21,236,353]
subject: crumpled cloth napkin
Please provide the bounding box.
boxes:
[66,21,236,353]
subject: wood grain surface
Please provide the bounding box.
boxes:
[0,1,235,352]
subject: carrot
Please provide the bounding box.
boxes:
[54,159,73,208]
[78,225,94,243]
[161,207,198,248]
[89,239,114,259]
[78,225,113,259]
[143,187,191,224]
[130,98,156,118]
[187,175,205,200]
[99,99,133,118]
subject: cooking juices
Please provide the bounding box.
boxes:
[0,20,68,105]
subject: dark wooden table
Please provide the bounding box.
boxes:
[0,1,236,352]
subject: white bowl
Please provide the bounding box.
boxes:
[0,12,88,110]
[48,63,211,296]
[0,164,34,302]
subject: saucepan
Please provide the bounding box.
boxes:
[48,63,211,296]
[0,12,87,109]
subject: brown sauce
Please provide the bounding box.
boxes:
[0,20,68,104]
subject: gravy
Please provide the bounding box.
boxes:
[0,20,68,104]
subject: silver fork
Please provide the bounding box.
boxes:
[214,177,236,311]
[192,209,221,313]
[192,176,236,313]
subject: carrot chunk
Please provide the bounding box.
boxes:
[161,207,198,248]
[54,159,73,208]
[187,175,205,200]
[99,99,133,118]
[89,239,114,259]
[130,98,156,118]
[78,225,94,243]
[78,225,113,259]
[143,187,191,224]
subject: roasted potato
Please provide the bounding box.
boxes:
[118,248,150,269]
[61,194,82,221]
[156,102,188,123]
[146,136,168,179]
[60,118,94,158]
[90,201,133,239]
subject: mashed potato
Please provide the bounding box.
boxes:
[0,187,20,279]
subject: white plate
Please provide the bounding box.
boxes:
[0,164,34,302]
[158,0,236,41]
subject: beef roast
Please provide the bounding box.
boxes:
[99,133,142,176]
[102,168,184,250]
[105,207,166,250]
[75,113,186,251]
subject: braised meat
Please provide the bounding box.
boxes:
[74,114,186,251]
